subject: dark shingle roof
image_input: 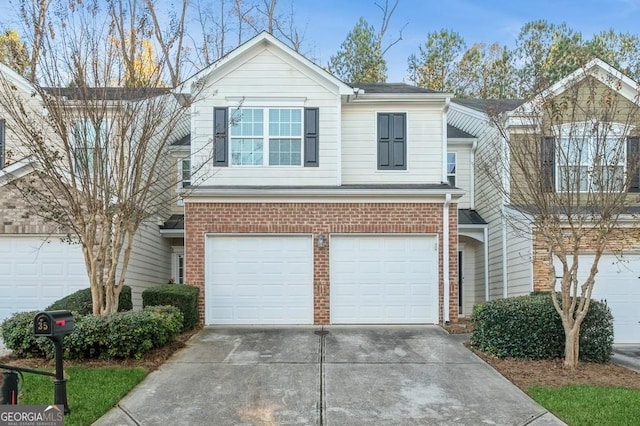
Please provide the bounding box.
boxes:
[160,214,184,230]
[448,124,475,139]
[43,87,169,101]
[458,209,488,225]
[352,83,441,94]
[453,98,525,114]
[172,134,190,146]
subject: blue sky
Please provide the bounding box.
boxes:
[1,0,639,82]
[295,0,640,81]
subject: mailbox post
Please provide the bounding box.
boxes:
[33,310,74,414]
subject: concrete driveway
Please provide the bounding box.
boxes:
[94,326,564,425]
[613,344,640,373]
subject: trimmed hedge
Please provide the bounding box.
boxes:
[470,293,613,362]
[0,306,183,360]
[142,284,199,330]
[45,285,133,315]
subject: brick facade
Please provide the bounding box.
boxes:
[0,176,65,234]
[185,202,458,325]
[532,226,640,292]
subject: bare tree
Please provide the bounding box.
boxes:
[481,61,640,368]
[0,0,203,315]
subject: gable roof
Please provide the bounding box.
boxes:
[177,31,353,96]
[0,63,35,94]
[512,59,640,118]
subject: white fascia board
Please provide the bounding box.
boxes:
[159,229,185,238]
[184,188,465,202]
[447,137,476,146]
[0,159,36,186]
[0,63,35,94]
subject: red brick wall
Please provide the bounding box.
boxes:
[185,202,458,325]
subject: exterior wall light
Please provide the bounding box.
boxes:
[317,233,326,248]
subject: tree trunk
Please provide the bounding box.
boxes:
[563,325,580,369]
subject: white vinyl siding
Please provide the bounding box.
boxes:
[341,104,445,184]
[121,221,172,309]
[191,46,340,186]
[449,104,505,299]
[505,218,533,297]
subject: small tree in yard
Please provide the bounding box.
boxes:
[0,0,203,315]
[482,61,640,368]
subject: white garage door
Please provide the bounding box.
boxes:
[205,235,313,325]
[330,235,438,324]
[555,254,640,344]
[0,236,88,322]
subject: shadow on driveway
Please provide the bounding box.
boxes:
[94,326,565,425]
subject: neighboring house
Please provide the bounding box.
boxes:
[450,59,640,344]
[0,65,179,320]
[174,32,490,326]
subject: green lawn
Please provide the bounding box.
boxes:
[528,385,640,426]
[18,366,148,426]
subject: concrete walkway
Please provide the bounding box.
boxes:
[94,326,565,425]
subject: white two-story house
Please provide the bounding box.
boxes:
[176,32,488,326]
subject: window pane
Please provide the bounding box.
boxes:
[269,108,302,137]
[269,139,301,165]
[231,109,263,136]
[231,138,263,165]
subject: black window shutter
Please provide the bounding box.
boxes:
[378,113,406,170]
[377,113,391,169]
[627,136,640,192]
[304,108,319,167]
[0,119,4,169]
[541,136,555,192]
[213,108,228,167]
[392,113,406,169]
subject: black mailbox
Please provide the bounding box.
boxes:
[33,311,74,337]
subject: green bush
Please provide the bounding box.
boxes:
[0,306,183,360]
[45,285,133,315]
[470,294,613,362]
[142,284,200,330]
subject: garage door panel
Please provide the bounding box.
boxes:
[0,237,89,322]
[331,235,438,324]
[555,255,640,343]
[206,235,313,325]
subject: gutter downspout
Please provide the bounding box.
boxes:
[443,193,451,324]
[484,226,489,301]
[470,139,477,210]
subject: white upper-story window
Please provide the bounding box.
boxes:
[70,118,108,175]
[447,152,456,186]
[179,158,191,188]
[230,108,303,166]
[556,122,629,192]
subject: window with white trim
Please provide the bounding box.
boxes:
[230,108,302,166]
[70,118,108,174]
[447,152,456,186]
[179,158,191,188]
[556,122,628,192]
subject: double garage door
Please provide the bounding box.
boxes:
[0,236,89,322]
[205,234,438,325]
